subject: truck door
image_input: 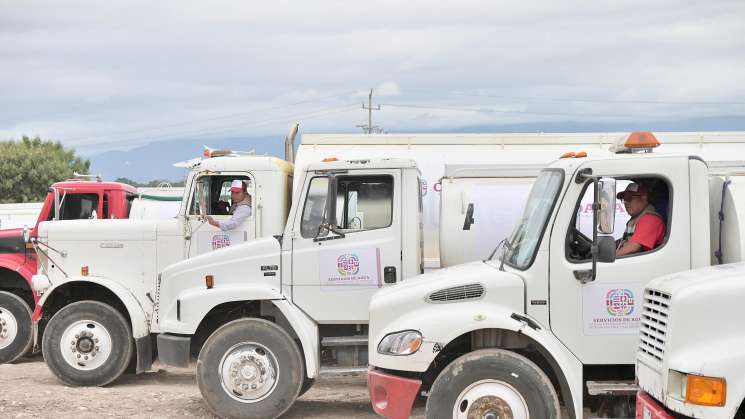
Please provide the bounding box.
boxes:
[548,157,690,365]
[291,170,402,323]
[185,174,256,257]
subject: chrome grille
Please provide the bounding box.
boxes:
[426,283,485,303]
[638,289,671,362]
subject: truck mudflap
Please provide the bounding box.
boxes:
[636,391,675,419]
[156,333,191,368]
[367,367,421,419]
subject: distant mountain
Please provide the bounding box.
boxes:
[89,136,285,182]
[89,116,745,182]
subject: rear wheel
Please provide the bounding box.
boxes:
[42,301,133,386]
[197,318,304,419]
[426,349,560,419]
[0,291,33,364]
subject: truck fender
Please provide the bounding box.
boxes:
[37,276,151,339]
[169,284,319,379]
[377,302,583,418]
[0,256,36,299]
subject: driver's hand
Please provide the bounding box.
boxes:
[206,216,219,227]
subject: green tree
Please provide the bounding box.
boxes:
[0,136,90,203]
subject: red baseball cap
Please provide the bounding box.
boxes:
[616,182,648,200]
[230,180,247,193]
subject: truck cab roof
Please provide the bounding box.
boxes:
[50,180,138,193]
[196,155,294,174]
[304,158,419,172]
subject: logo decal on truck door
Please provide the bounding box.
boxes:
[320,247,381,290]
[582,283,642,335]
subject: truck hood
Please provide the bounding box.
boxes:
[369,260,525,340]
[157,236,283,326]
[647,263,745,358]
[39,219,162,241]
[0,228,23,253]
[647,262,745,296]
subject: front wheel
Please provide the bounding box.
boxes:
[197,318,305,419]
[426,349,560,419]
[42,301,133,386]
[0,291,33,364]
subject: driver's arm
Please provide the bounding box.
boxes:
[616,241,642,257]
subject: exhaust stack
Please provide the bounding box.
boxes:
[284,123,299,163]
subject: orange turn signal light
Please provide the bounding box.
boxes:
[205,275,214,289]
[686,374,726,407]
[81,266,89,276]
[575,151,587,158]
[322,157,339,162]
[560,151,576,159]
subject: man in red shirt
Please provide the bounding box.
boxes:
[616,182,666,257]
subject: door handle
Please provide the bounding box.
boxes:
[573,269,595,284]
[384,266,397,284]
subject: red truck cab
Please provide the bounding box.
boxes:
[0,179,137,363]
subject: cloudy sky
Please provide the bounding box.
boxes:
[1,0,744,155]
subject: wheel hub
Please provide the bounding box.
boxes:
[0,307,19,350]
[467,395,514,419]
[220,343,278,403]
[59,320,111,370]
[453,379,529,419]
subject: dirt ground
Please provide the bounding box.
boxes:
[0,355,425,418]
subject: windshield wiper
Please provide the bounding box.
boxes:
[486,238,506,261]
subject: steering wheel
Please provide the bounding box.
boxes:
[568,228,593,260]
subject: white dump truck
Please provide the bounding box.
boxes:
[635,175,745,418]
[366,132,745,418]
[297,132,745,268]
[154,157,425,418]
[635,264,745,419]
[29,150,295,386]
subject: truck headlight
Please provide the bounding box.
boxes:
[377,330,422,356]
[685,374,726,407]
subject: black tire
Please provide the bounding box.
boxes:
[197,318,305,419]
[42,301,133,387]
[0,291,34,364]
[426,349,560,419]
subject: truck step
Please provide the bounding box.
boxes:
[321,335,368,347]
[586,380,638,396]
[319,366,368,377]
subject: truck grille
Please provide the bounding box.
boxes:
[638,289,671,362]
[426,283,485,303]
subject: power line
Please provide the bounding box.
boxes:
[73,91,357,145]
[378,102,727,119]
[356,88,382,134]
[77,104,360,151]
[411,89,745,106]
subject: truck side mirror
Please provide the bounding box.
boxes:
[597,177,616,235]
[324,174,338,230]
[595,235,616,263]
[195,182,207,217]
[23,225,30,243]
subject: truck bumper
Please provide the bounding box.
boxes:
[156,333,191,368]
[636,391,675,419]
[367,367,421,419]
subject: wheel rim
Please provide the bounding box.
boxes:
[218,341,279,403]
[452,379,529,419]
[0,306,20,350]
[59,319,113,370]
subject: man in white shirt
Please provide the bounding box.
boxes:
[207,180,252,231]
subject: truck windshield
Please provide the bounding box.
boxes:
[501,169,564,270]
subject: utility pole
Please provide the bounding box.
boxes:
[356,88,382,134]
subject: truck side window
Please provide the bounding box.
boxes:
[189,176,252,216]
[300,175,394,238]
[566,177,670,261]
[56,193,100,220]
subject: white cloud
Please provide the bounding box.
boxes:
[0,0,743,153]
